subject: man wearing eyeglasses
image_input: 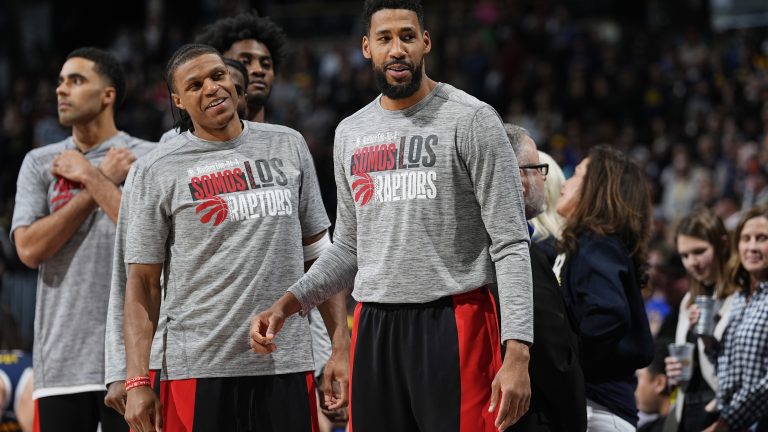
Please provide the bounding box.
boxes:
[504,124,587,432]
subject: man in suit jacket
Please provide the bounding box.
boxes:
[505,124,587,432]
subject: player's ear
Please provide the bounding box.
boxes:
[362,35,371,60]
[172,93,184,110]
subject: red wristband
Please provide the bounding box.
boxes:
[125,375,151,392]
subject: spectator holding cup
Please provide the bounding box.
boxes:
[703,206,768,431]
[665,208,738,431]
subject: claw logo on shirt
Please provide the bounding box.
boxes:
[51,176,82,212]
[352,173,374,206]
[195,196,229,226]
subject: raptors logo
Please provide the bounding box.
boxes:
[352,173,374,206]
[195,196,229,226]
[51,176,82,212]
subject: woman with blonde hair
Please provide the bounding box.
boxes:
[704,206,768,431]
[531,151,566,264]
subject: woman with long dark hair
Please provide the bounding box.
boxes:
[555,145,654,431]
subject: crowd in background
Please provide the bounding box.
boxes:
[0,0,767,383]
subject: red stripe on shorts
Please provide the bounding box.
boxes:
[33,398,40,432]
[161,379,197,432]
[348,301,362,432]
[305,371,320,432]
[453,287,503,432]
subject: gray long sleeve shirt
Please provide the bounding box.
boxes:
[290,83,533,343]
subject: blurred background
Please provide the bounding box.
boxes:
[1,0,767,348]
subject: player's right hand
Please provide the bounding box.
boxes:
[104,380,127,415]
[125,385,163,432]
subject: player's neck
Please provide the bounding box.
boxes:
[71,116,119,152]
[193,118,244,142]
[247,106,265,123]
[380,75,437,111]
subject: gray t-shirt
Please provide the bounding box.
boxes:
[124,121,330,379]
[104,160,167,385]
[290,83,533,343]
[10,132,155,398]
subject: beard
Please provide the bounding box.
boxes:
[524,173,547,219]
[373,57,424,99]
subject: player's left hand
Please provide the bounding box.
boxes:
[51,150,97,184]
[489,341,531,431]
[322,345,350,410]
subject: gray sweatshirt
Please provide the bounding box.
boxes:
[290,83,533,343]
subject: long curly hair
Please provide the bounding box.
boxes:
[560,145,653,287]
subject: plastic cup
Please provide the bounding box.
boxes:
[695,295,715,336]
[668,342,695,383]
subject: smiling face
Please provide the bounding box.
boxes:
[363,8,431,101]
[171,53,238,136]
[556,158,589,218]
[677,234,716,284]
[738,215,768,281]
[56,57,114,126]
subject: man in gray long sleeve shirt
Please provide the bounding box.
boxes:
[251,1,533,430]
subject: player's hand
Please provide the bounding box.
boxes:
[489,341,531,431]
[51,150,97,184]
[104,380,127,415]
[316,374,349,423]
[250,293,302,354]
[125,385,163,432]
[249,308,287,354]
[100,147,136,184]
[322,345,350,410]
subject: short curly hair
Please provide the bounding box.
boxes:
[362,0,425,35]
[67,47,126,107]
[194,11,287,72]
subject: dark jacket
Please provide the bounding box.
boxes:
[508,243,587,432]
[561,233,654,427]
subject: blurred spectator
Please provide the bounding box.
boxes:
[556,145,654,431]
[665,208,738,432]
[530,150,566,264]
[707,206,768,431]
[0,305,33,432]
[636,338,672,432]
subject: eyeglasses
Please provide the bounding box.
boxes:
[519,163,549,176]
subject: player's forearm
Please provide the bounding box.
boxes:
[289,241,357,312]
[81,169,122,223]
[124,264,162,378]
[496,241,534,344]
[14,191,97,268]
[317,291,350,349]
